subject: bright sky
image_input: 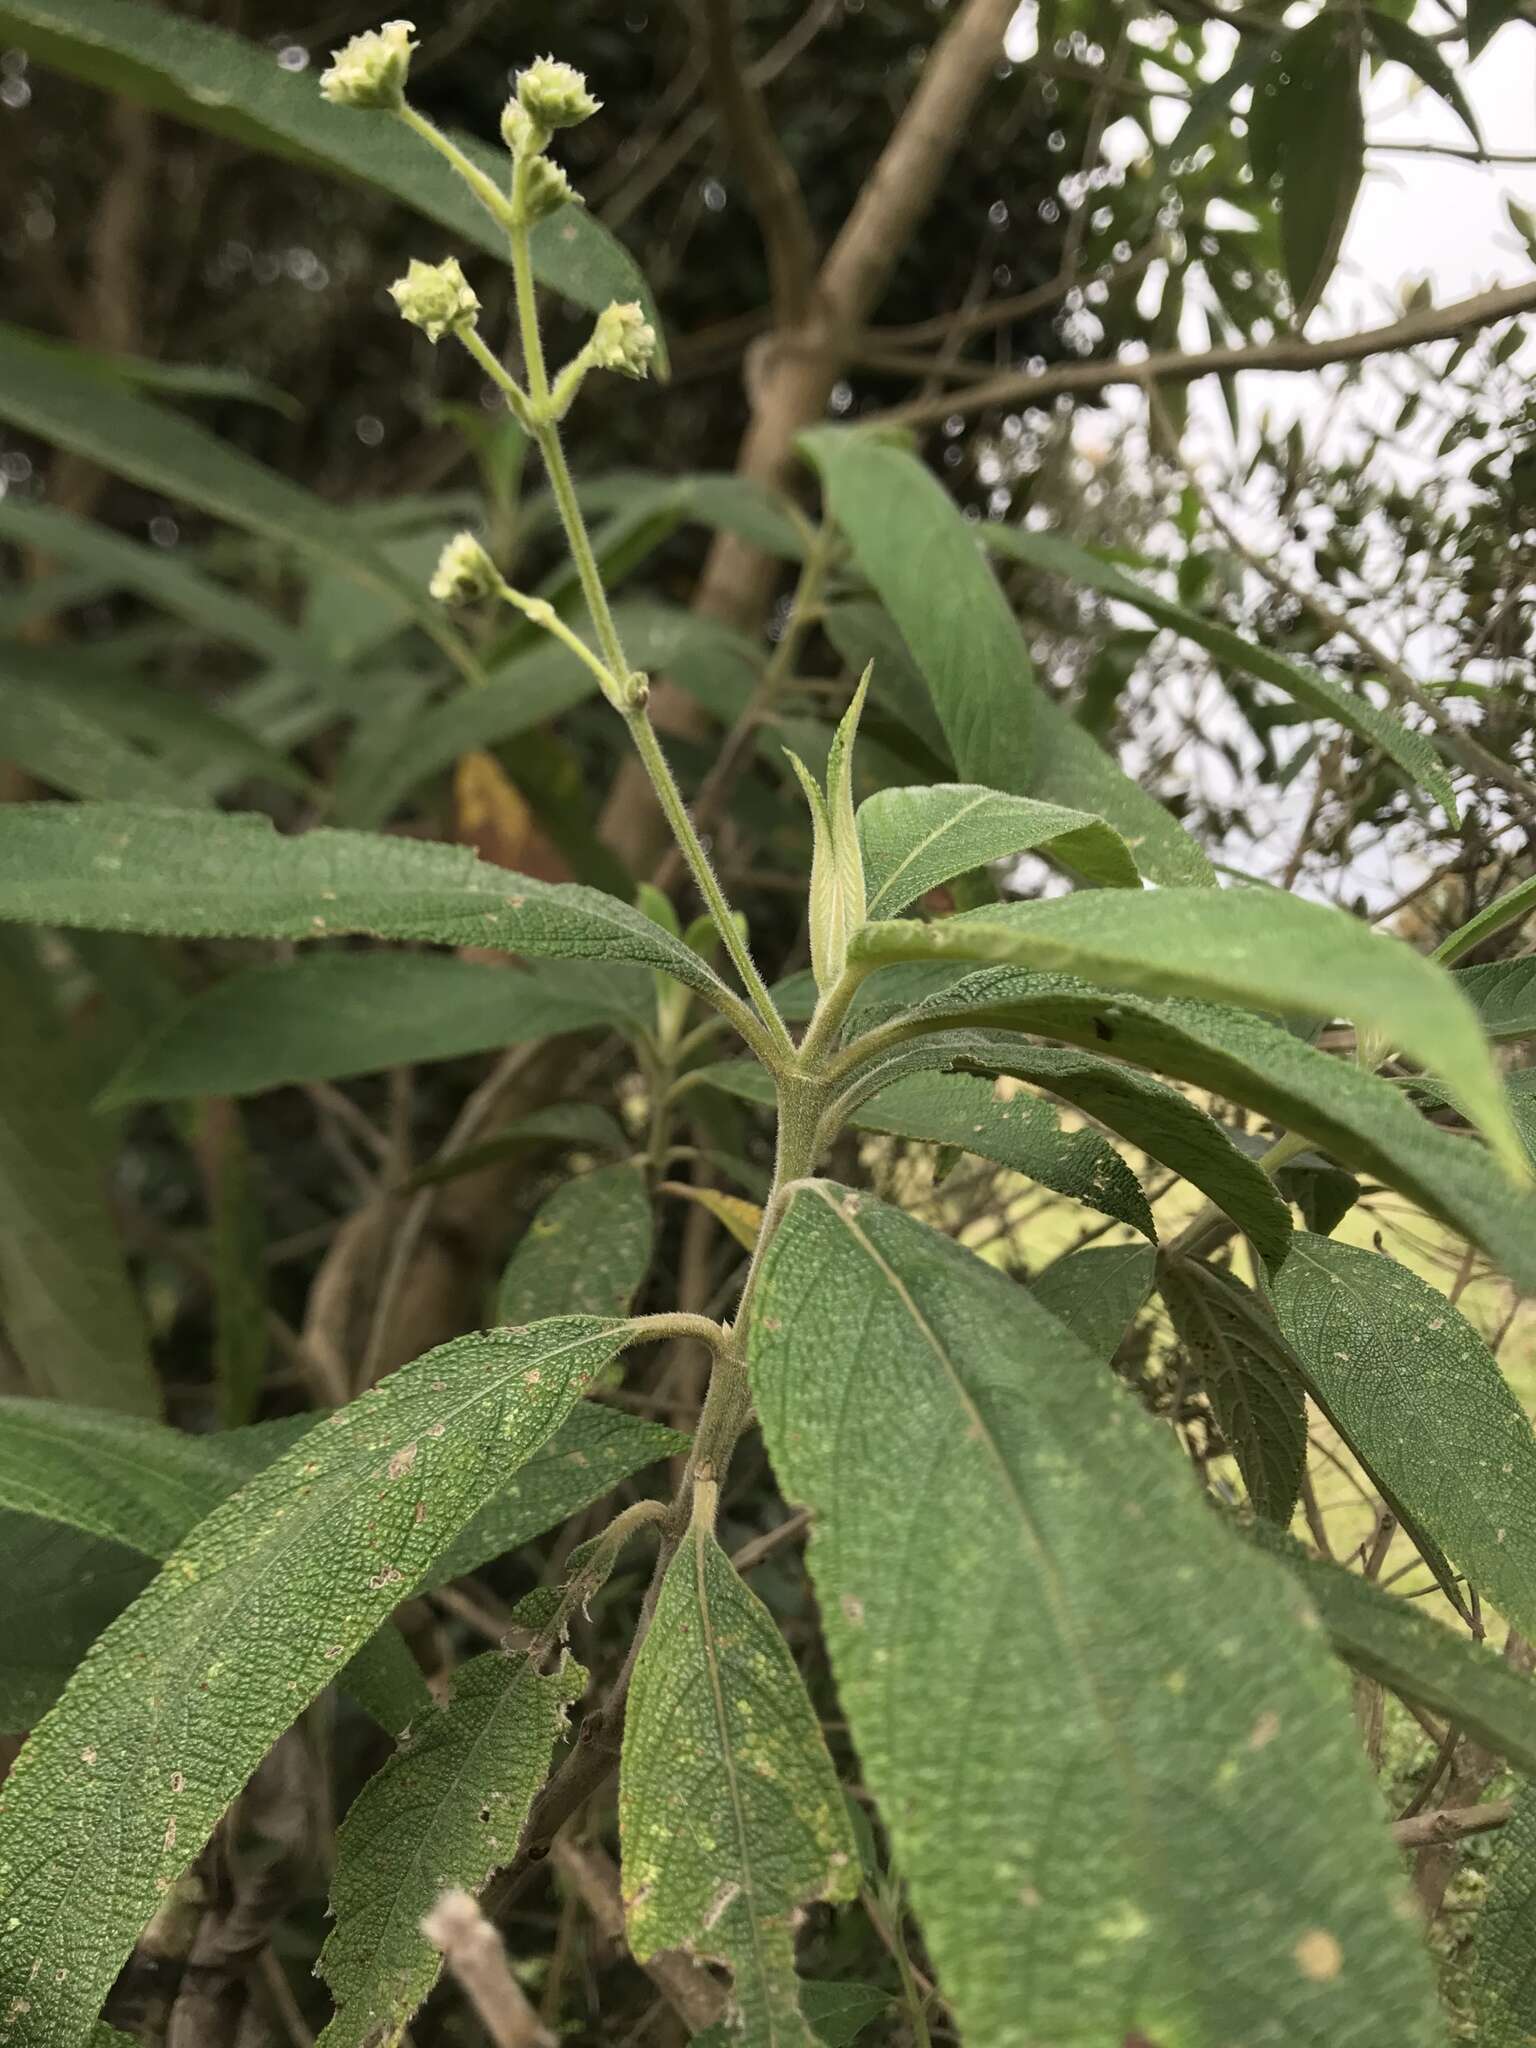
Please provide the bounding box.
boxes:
[1002,4,1535,902]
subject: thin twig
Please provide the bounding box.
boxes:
[884,278,1536,428]
[421,1890,555,2048]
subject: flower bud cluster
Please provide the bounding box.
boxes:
[319,19,416,109]
[387,256,480,343]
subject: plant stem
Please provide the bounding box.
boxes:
[623,707,795,1062]
[471,156,794,1061]
[396,102,517,233]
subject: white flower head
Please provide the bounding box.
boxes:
[388,256,480,343]
[589,301,657,380]
[520,155,581,223]
[515,57,601,132]
[429,532,500,606]
[319,20,416,110]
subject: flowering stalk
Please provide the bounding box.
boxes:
[320,26,793,1060]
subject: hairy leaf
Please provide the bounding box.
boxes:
[750,1183,1438,2045]
[692,1980,891,2048]
[849,1069,1156,1239]
[0,677,205,809]
[0,936,157,1415]
[1251,1527,1536,1774]
[401,1102,630,1191]
[0,804,739,1010]
[0,1317,635,2043]
[852,889,1528,1181]
[0,1514,152,1731]
[620,1504,858,2041]
[0,3,661,340]
[317,1648,585,2047]
[103,953,639,1105]
[497,1164,653,1325]
[857,783,1140,913]
[423,1405,685,1589]
[0,499,318,670]
[942,1037,1292,1270]
[1469,1783,1536,2044]
[801,429,1215,887]
[661,1182,765,1253]
[890,965,1536,1289]
[1455,957,1536,1040]
[0,325,470,675]
[2,647,313,801]
[1027,1243,1157,1358]
[985,526,1457,820]
[1160,1257,1308,1524]
[1271,1233,1536,1639]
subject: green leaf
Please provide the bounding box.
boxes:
[103,954,640,1106]
[849,1069,1155,1238]
[0,1514,152,1731]
[497,1164,653,1325]
[897,965,1536,1290]
[692,1980,890,2048]
[801,429,1215,887]
[0,0,662,350]
[984,526,1458,821]
[1,647,314,800]
[0,499,319,669]
[359,601,751,826]
[0,935,157,1415]
[851,887,1528,1182]
[1366,9,1482,150]
[750,1184,1437,2044]
[858,783,1140,915]
[620,1501,858,2042]
[1456,957,1536,1041]
[28,339,301,418]
[400,1101,629,1192]
[201,1102,267,1428]
[1271,1233,1536,1640]
[0,1316,636,2045]
[949,1038,1292,1271]
[0,324,474,681]
[423,1405,685,1589]
[1435,876,1536,966]
[1028,1242,1157,1359]
[1468,0,1528,56]
[1160,1257,1308,1524]
[1248,16,1365,320]
[0,676,202,809]
[1469,1783,1536,2044]
[1271,1146,1362,1236]
[316,1647,586,2048]
[0,804,740,1011]
[1251,1526,1536,1775]
[0,1386,680,1616]
[339,1621,436,1743]
[0,1398,297,1558]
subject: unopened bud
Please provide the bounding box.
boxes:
[320,19,416,110]
[429,532,500,606]
[521,155,581,223]
[388,256,479,343]
[589,301,656,380]
[515,57,601,132]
